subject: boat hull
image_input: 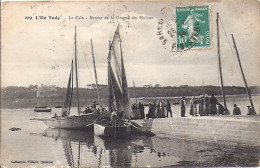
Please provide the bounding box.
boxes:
[43,114,94,129]
[34,108,51,112]
[94,123,131,138]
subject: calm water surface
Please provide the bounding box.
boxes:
[1,95,260,167]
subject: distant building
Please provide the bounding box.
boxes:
[87,84,107,89]
[87,84,96,89]
[143,84,153,88]
[37,85,58,98]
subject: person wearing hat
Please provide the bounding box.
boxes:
[247,105,256,115]
[233,104,241,115]
[180,97,186,117]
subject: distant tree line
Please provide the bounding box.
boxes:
[2,85,260,100]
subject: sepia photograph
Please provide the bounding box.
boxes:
[1,0,260,167]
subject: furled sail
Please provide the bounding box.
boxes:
[108,25,133,119]
[62,60,73,116]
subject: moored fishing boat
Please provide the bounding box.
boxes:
[94,25,134,137]
[42,27,106,129]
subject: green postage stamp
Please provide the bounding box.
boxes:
[176,6,211,50]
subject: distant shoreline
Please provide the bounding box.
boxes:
[1,85,259,109]
[139,94,260,100]
[1,94,259,109]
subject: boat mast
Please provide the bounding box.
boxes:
[231,34,255,113]
[74,26,80,115]
[77,142,80,168]
[133,81,137,103]
[68,60,74,116]
[216,13,227,110]
[91,39,101,107]
[108,40,112,113]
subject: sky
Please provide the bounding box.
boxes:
[1,0,260,87]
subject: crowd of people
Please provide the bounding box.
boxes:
[82,101,108,115]
[186,94,256,117]
[58,96,257,120]
[131,100,173,119]
[131,102,145,119]
[130,94,257,119]
[187,94,228,117]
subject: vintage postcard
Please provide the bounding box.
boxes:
[1,0,260,167]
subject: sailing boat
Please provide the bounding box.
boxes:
[216,13,255,115]
[43,26,97,129]
[94,25,132,138]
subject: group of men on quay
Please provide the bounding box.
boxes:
[130,94,256,119]
[131,100,173,119]
[187,94,256,116]
[80,94,256,120]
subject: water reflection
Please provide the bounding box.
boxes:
[95,136,133,167]
[42,128,94,167]
[41,128,179,167]
[39,128,259,167]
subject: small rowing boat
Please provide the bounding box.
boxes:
[94,120,131,138]
[34,107,51,112]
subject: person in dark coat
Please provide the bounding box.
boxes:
[156,102,161,118]
[233,104,241,115]
[209,94,218,115]
[166,99,172,118]
[180,97,186,117]
[153,102,158,118]
[203,94,210,115]
[139,102,145,119]
[147,102,154,119]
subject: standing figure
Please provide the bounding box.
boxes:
[233,104,241,115]
[161,101,166,118]
[139,102,145,119]
[166,100,172,118]
[190,96,197,116]
[189,97,193,116]
[180,97,186,117]
[146,102,152,119]
[203,94,210,115]
[153,102,158,118]
[198,95,204,116]
[182,9,206,44]
[209,94,218,115]
[156,102,161,118]
[247,105,256,115]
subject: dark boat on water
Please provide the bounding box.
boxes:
[34,107,51,112]
[35,106,47,108]
[94,119,131,138]
[55,105,62,108]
